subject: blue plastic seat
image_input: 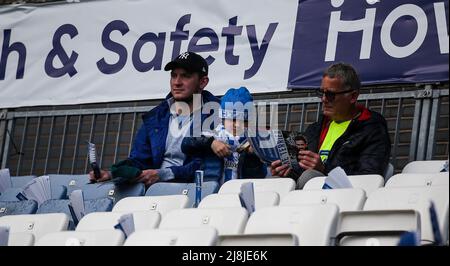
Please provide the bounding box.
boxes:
[0,188,23,201]
[48,174,90,198]
[0,200,38,217]
[10,175,37,188]
[48,174,145,203]
[145,181,220,207]
[80,182,116,200]
[113,183,146,203]
[37,198,114,229]
[0,185,66,202]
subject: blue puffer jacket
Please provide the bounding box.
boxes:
[181,136,267,180]
[127,90,220,182]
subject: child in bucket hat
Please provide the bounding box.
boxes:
[181,87,267,185]
[216,87,255,183]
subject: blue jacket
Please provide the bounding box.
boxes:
[181,136,267,180]
[127,90,220,182]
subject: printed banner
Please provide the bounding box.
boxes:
[0,0,448,108]
[289,0,449,88]
[0,0,298,108]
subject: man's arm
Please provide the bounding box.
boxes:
[182,136,231,158]
[168,158,203,181]
[128,125,154,170]
[181,136,215,155]
[351,125,391,176]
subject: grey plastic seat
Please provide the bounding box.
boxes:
[0,184,66,202]
[0,200,38,217]
[36,198,113,229]
[113,183,146,203]
[146,181,220,207]
[48,174,90,198]
[10,175,37,188]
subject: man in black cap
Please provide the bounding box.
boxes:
[89,52,219,186]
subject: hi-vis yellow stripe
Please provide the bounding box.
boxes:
[319,120,351,162]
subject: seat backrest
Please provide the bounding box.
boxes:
[402,160,447,174]
[303,175,384,196]
[124,228,218,246]
[336,210,421,246]
[280,188,366,212]
[145,181,219,207]
[218,233,299,246]
[385,172,449,188]
[0,200,38,217]
[218,178,295,197]
[159,207,248,235]
[35,230,125,246]
[0,213,69,241]
[10,175,36,188]
[48,174,90,198]
[76,211,161,232]
[112,195,189,216]
[198,191,279,210]
[0,184,66,201]
[384,163,394,181]
[7,232,35,246]
[244,205,339,246]
[80,182,116,201]
[364,186,449,244]
[36,198,114,229]
[113,183,146,203]
[0,188,25,201]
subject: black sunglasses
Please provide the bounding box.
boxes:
[316,88,355,102]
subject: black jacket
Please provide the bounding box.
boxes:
[303,107,391,177]
[181,136,267,180]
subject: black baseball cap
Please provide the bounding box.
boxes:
[164,52,208,76]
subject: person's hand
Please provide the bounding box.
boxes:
[298,150,325,172]
[136,169,160,186]
[89,169,112,183]
[211,140,231,158]
[270,160,291,177]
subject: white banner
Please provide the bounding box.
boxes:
[0,0,298,108]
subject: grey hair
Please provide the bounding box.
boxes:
[323,63,361,91]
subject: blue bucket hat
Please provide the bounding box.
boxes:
[220,87,253,121]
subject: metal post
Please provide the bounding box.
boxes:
[57,116,69,174]
[416,86,433,161]
[426,89,441,160]
[392,98,403,170]
[30,117,42,175]
[0,109,7,168]
[1,119,13,169]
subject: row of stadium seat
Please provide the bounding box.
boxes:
[1,181,448,246]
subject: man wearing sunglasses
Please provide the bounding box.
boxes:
[271,63,391,188]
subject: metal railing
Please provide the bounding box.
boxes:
[0,87,448,176]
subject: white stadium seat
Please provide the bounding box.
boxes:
[35,230,125,246]
[218,233,299,246]
[218,178,295,197]
[335,210,421,246]
[112,195,189,216]
[198,191,279,210]
[280,188,366,212]
[159,207,248,235]
[124,228,218,246]
[7,232,35,246]
[76,211,161,232]
[363,186,449,244]
[402,160,447,173]
[385,172,449,188]
[244,205,339,246]
[303,174,384,196]
[0,213,69,241]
